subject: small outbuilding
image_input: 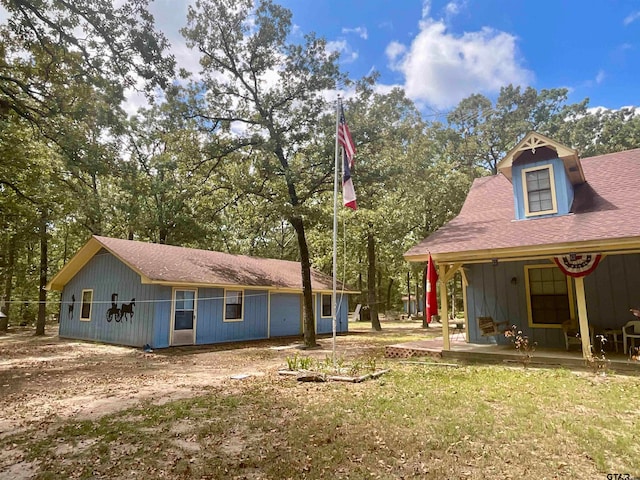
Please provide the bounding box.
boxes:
[47,236,353,348]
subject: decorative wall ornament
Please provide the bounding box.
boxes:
[68,294,75,320]
[553,253,602,278]
[106,292,136,322]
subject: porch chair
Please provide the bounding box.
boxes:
[477,316,508,337]
[561,320,583,351]
[350,304,362,322]
[622,320,640,354]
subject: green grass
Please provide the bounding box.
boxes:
[4,364,640,479]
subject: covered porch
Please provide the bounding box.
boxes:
[430,245,640,361]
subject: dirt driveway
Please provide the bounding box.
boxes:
[0,322,425,438]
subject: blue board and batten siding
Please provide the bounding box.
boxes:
[270,293,301,337]
[582,253,640,324]
[195,288,269,344]
[268,292,349,337]
[465,253,640,348]
[59,250,162,348]
[59,250,349,348]
[511,157,573,220]
[315,293,348,335]
[152,286,173,348]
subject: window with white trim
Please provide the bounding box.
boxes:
[525,265,573,327]
[224,290,243,321]
[80,289,93,321]
[321,294,332,318]
[523,165,557,216]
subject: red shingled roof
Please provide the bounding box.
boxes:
[49,235,354,292]
[405,148,640,261]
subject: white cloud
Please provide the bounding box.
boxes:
[149,0,199,75]
[421,0,432,19]
[387,19,531,109]
[373,83,402,96]
[623,11,640,26]
[586,106,607,115]
[326,39,358,63]
[122,0,204,116]
[385,41,406,62]
[445,1,462,16]
[579,69,608,90]
[587,106,640,117]
[342,26,368,40]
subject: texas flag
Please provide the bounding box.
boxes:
[338,105,357,210]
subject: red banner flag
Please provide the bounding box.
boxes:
[424,254,438,326]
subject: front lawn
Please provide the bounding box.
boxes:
[5,362,639,479]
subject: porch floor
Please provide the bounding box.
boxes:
[384,336,640,375]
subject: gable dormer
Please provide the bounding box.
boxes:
[497,132,585,220]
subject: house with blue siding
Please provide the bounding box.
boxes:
[405,132,640,359]
[47,236,354,348]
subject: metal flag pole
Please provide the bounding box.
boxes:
[332,97,341,367]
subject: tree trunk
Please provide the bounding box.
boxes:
[407,271,411,317]
[386,278,393,312]
[1,234,16,332]
[367,226,381,331]
[358,256,363,306]
[35,210,48,336]
[290,216,317,347]
[88,172,103,235]
[377,267,382,313]
[159,227,168,244]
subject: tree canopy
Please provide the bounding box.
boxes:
[0,0,638,337]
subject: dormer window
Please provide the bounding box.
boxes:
[522,165,558,216]
[497,132,584,221]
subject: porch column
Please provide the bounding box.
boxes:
[439,264,450,350]
[460,268,469,343]
[574,276,592,359]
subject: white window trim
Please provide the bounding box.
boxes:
[522,164,558,217]
[170,288,198,346]
[524,264,575,328]
[320,293,333,318]
[223,288,244,322]
[80,289,93,322]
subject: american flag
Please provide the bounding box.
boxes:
[338,105,357,210]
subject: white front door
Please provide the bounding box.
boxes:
[171,289,197,346]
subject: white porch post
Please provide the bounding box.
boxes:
[439,264,450,351]
[574,276,592,359]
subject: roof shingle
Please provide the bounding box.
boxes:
[405,148,640,261]
[89,236,351,292]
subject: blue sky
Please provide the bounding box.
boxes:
[1,1,636,115]
[272,0,639,114]
[143,0,640,116]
